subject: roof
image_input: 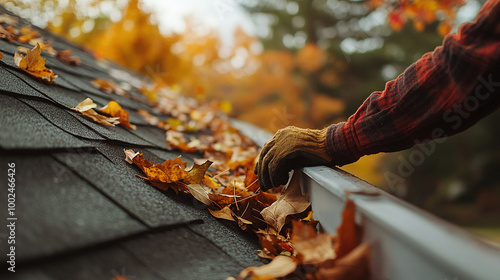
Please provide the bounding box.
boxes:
[0,5,266,279]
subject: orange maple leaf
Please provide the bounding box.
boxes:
[14,43,57,83]
[99,100,136,130]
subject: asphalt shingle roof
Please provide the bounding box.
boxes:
[0,5,264,279]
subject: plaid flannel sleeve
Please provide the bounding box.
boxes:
[326,0,500,166]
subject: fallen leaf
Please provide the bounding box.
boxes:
[14,43,57,83]
[124,149,139,164]
[143,162,188,184]
[315,243,371,280]
[0,51,3,59]
[236,255,297,280]
[91,78,129,97]
[186,160,213,184]
[99,100,136,130]
[55,49,81,66]
[261,171,311,233]
[71,98,120,126]
[28,38,56,55]
[0,14,18,25]
[202,175,221,189]
[186,183,212,205]
[137,109,159,125]
[335,193,362,259]
[209,206,235,221]
[18,26,39,43]
[256,228,293,258]
[0,26,16,41]
[291,221,337,265]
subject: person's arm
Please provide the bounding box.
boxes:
[256,0,500,191]
[327,0,500,166]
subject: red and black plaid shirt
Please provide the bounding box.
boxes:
[326,0,500,166]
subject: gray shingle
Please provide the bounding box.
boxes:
[121,228,246,280]
[0,94,91,150]
[6,67,89,108]
[0,154,147,262]
[0,65,48,100]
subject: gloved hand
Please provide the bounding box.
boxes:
[255,126,332,191]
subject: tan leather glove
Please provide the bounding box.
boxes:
[255,126,332,191]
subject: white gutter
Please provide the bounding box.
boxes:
[232,120,500,280]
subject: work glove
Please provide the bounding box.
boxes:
[255,126,333,191]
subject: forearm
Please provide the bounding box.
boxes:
[326,0,500,166]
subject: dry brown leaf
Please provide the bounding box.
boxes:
[0,14,18,25]
[256,228,293,258]
[186,160,213,184]
[291,221,337,265]
[14,43,57,83]
[315,243,371,280]
[71,98,120,126]
[55,49,81,66]
[335,193,362,259]
[99,100,137,130]
[186,183,212,205]
[209,206,235,221]
[0,51,3,59]
[236,255,297,280]
[260,171,311,233]
[91,78,129,97]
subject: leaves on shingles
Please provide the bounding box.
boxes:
[335,192,363,259]
[55,49,81,66]
[129,152,213,204]
[233,255,297,280]
[0,51,3,59]
[91,78,129,97]
[0,14,18,25]
[71,98,120,127]
[14,43,57,83]
[99,100,137,130]
[261,171,311,233]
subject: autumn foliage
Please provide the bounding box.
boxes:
[369,0,465,35]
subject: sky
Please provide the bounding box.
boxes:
[141,0,255,47]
